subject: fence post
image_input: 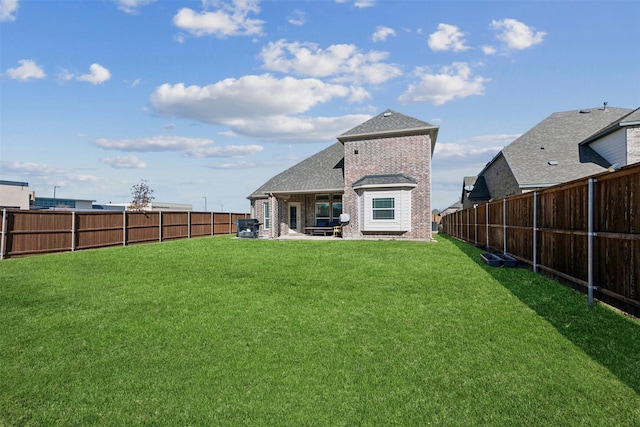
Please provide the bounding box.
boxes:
[588,178,595,309]
[123,211,127,246]
[211,212,214,236]
[533,191,538,273]
[503,198,507,254]
[0,209,6,260]
[466,208,470,243]
[229,212,232,235]
[474,205,478,245]
[188,212,191,239]
[159,211,162,242]
[71,211,76,252]
[486,203,489,250]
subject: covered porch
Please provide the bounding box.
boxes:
[268,192,344,238]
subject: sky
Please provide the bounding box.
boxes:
[1,0,639,212]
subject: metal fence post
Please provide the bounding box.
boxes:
[188,212,191,239]
[123,211,127,246]
[159,211,162,242]
[588,178,595,309]
[486,203,489,250]
[533,191,538,273]
[71,211,76,252]
[211,212,214,236]
[474,205,478,245]
[466,208,470,242]
[0,209,6,260]
[503,198,507,254]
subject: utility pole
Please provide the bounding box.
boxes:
[203,196,207,212]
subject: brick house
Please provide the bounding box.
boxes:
[462,105,636,206]
[248,109,439,240]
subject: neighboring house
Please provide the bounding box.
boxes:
[465,104,636,203]
[579,107,640,168]
[461,175,490,209]
[248,109,439,240]
[439,199,463,217]
[0,180,32,210]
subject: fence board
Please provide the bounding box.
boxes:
[441,162,640,316]
[0,210,248,259]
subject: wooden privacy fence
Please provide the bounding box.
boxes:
[441,163,640,317]
[0,210,249,259]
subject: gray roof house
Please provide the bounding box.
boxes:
[465,104,636,204]
[248,109,439,240]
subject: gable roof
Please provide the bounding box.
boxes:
[248,142,344,198]
[337,109,439,154]
[462,176,490,201]
[579,107,640,146]
[494,106,633,187]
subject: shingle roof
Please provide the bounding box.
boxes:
[579,107,640,146]
[352,174,417,188]
[248,142,344,198]
[463,176,490,201]
[498,106,633,187]
[337,109,439,155]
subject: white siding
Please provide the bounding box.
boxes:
[360,189,412,231]
[589,128,627,166]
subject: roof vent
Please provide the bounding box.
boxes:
[383,112,392,117]
[579,109,591,114]
[548,160,559,166]
[603,101,609,112]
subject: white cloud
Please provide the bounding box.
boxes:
[150,74,350,123]
[482,45,497,55]
[0,0,19,22]
[149,74,370,142]
[116,0,156,14]
[173,0,264,38]
[93,135,263,158]
[223,114,371,142]
[372,26,396,42]
[287,10,305,26]
[428,23,469,52]
[101,156,147,169]
[77,63,111,85]
[354,0,375,8]
[5,59,46,81]
[398,62,489,105]
[1,160,99,184]
[259,40,402,84]
[491,18,546,50]
[56,68,75,82]
[2,160,58,175]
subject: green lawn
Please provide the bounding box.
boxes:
[1,235,639,426]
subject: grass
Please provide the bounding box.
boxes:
[1,235,639,426]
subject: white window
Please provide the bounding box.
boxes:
[360,189,411,231]
[264,202,270,229]
[372,197,395,220]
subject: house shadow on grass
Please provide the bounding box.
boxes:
[439,234,640,395]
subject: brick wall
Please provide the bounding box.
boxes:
[481,154,521,200]
[342,134,432,240]
[628,126,640,165]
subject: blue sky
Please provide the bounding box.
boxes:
[1,0,638,212]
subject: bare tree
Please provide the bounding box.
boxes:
[130,179,155,211]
